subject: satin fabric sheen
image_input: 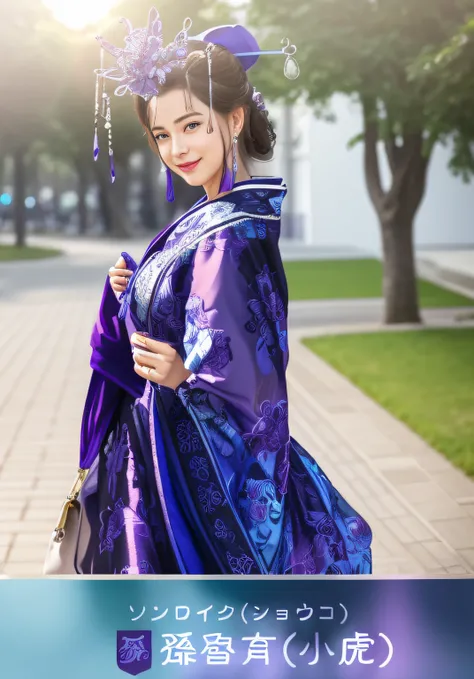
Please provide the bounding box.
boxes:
[76,178,373,575]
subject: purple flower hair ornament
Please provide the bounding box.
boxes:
[95,8,299,101]
[95,8,192,100]
[252,87,266,112]
[92,8,300,182]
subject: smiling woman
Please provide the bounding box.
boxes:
[135,43,275,201]
[43,0,117,29]
[44,8,373,577]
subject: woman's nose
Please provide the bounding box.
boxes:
[171,134,187,157]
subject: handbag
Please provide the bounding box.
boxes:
[43,468,89,575]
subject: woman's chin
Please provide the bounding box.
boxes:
[181,175,204,187]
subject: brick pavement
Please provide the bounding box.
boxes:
[0,238,473,576]
[288,327,474,575]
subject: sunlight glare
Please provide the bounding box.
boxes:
[43,0,118,30]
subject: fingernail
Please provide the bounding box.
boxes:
[132,347,149,357]
[132,333,148,347]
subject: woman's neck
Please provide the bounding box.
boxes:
[203,155,251,202]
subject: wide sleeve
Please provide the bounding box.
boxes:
[176,223,290,445]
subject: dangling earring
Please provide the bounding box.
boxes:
[231,133,238,186]
[218,133,238,194]
[166,167,175,202]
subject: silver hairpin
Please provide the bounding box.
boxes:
[206,43,215,133]
[235,38,300,80]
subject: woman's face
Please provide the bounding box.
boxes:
[148,89,230,193]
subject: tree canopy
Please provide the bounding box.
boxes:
[409,14,474,179]
[248,0,474,323]
[249,0,474,163]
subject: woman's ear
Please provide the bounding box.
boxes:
[231,106,246,136]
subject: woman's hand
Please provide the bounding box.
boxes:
[108,256,134,295]
[131,333,193,390]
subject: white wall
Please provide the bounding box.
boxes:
[266,96,474,253]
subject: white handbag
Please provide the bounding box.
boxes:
[43,468,89,575]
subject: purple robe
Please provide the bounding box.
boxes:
[75,177,372,575]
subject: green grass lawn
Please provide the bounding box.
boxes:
[284,258,473,307]
[303,328,474,476]
[0,244,63,261]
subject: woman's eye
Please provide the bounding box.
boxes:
[186,122,201,131]
[155,133,168,141]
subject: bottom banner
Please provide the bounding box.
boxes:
[0,577,472,678]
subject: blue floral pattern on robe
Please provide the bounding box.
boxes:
[77,178,372,575]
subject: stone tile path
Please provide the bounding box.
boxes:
[289,326,474,575]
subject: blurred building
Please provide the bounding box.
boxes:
[266,96,474,257]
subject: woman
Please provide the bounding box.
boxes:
[67,11,372,575]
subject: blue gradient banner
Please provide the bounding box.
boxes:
[0,578,473,678]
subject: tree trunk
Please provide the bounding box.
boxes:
[29,153,39,232]
[76,159,89,235]
[362,99,431,324]
[381,213,420,323]
[94,160,131,238]
[96,162,113,235]
[51,169,61,232]
[0,155,5,190]
[140,151,159,231]
[13,149,26,247]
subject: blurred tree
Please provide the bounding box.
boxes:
[1,0,238,240]
[409,16,474,180]
[50,0,232,235]
[38,20,146,237]
[248,0,474,324]
[0,0,56,246]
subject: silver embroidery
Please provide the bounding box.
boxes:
[133,199,278,325]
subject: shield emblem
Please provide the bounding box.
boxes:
[116,630,152,675]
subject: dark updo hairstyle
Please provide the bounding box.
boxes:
[135,40,276,173]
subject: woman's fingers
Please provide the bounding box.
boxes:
[133,362,164,383]
[109,255,134,294]
[130,333,175,358]
[110,277,128,288]
[109,260,133,293]
[110,276,128,291]
[115,255,127,269]
[108,267,134,278]
[132,348,168,367]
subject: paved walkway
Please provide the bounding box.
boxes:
[288,326,474,576]
[417,249,474,295]
[0,238,473,576]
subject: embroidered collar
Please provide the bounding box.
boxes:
[195,176,287,220]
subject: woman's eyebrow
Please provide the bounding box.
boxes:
[151,112,203,131]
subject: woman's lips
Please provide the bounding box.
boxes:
[177,159,201,172]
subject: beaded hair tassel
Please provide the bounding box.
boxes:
[93,8,301,184]
[92,47,115,183]
[92,48,103,162]
[102,88,116,183]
